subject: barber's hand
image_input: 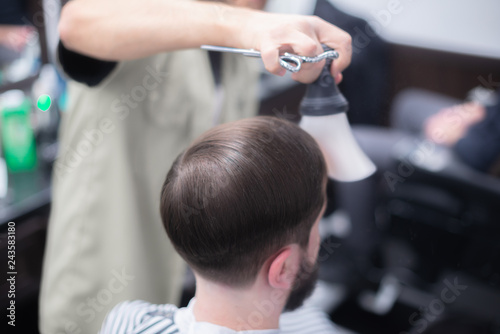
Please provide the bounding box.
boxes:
[424,102,486,146]
[242,13,352,84]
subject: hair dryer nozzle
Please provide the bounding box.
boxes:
[300,114,376,181]
[299,51,376,182]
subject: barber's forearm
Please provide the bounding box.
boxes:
[58,0,255,61]
[59,0,353,83]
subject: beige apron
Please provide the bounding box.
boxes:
[39,49,259,334]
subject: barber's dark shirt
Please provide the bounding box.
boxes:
[0,0,28,25]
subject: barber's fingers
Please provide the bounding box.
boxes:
[260,41,287,76]
[286,30,324,57]
[312,16,352,80]
[260,28,321,69]
[259,16,351,83]
[334,72,343,84]
[260,31,325,83]
[285,31,325,83]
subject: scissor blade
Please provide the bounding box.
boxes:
[201,45,262,58]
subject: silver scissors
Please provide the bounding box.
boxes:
[201,45,339,73]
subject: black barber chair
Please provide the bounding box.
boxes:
[321,139,500,334]
[381,139,500,286]
[372,140,500,331]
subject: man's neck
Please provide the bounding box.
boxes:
[192,276,287,331]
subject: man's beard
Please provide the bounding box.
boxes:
[283,255,319,311]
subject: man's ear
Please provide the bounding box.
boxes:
[267,245,301,290]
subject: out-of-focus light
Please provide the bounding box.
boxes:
[37,94,51,111]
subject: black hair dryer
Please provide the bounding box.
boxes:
[299,50,376,182]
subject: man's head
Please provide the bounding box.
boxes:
[160,116,326,308]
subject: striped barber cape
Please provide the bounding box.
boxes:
[100,298,348,334]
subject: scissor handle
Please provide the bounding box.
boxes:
[279,55,302,73]
[300,50,339,63]
[200,45,338,74]
[278,50,339,73]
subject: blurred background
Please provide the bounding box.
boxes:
[0,0,499,333]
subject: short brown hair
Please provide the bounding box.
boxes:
[160,116,326,286]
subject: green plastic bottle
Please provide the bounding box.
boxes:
[0,90,37,172]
